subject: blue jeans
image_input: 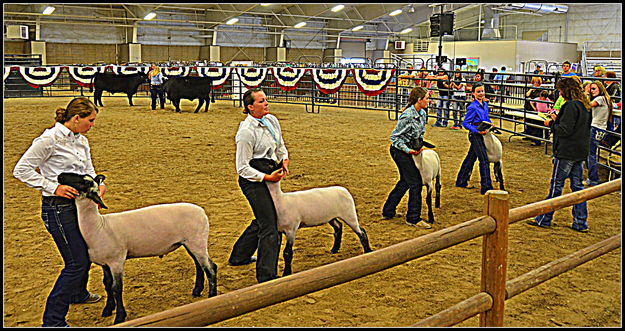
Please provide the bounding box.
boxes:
[150,85,165,109]
[451,96,465,127]
[586,126,604,185]
[455,133,493,195]
[535,158,588,230]
[382,146,423,223]
[40,198,92,327]
[434,95,449,126]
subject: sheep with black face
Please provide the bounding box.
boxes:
[57,173,217,325]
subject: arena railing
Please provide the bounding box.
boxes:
[114,178,621,327]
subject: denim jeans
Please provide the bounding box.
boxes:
[382,146,423,223]
[535,158,588,230]
[150,85,165,109]
[586,126,604,185]
[434,95,450,126]
[451,96,465,127]
[40,198,91,327]
[229,176,281,283]
[455,133,493,195]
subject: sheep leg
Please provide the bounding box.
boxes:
[109,265,127,324]
[184,246,205,297]
[329,218,343,254]
[184,245,218,297]
[101,265,116,317]
[435,174,441,208]
[282,233,296,276]
[425,185,435,224]
[494,161,505,191]
[356,226,373,253]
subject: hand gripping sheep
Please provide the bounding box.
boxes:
[249,159,373,277]
[482,129,505,190]
[412,143,442,224]
[57,173,217,324]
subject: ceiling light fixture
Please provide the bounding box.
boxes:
[389,9,403,16]
[352,25,364,31]
[42,6,55,15]
[400,28,413,34]
[331,5,345,12]
[226,18,239,25]
[294,22,307,28]
[143,12,156,20]
[260,4,271,6]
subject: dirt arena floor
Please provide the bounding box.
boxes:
[3,96,621,327]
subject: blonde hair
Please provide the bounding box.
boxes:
[530,76,542,85]
[52,97,98,128]
[591,80,613,120]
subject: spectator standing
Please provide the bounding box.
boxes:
[433,69,450,127]
[523,76,548,145]
[560,61,577,77]
[148,64,166,110]
[585,81,613,186]
[449,69,466,129]
[593,65,606,78]
[529,77,592,232]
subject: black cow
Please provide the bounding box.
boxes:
[90,72,149,107]
[162,76,215,113]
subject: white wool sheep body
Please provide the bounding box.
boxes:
[58,173,217,325]
[412,148,441,223]
[248,158,372,276]
[482,131,505,190]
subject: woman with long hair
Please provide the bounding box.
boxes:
[529,77,592,232]
[585,81,613,186]
[382,86,433,229]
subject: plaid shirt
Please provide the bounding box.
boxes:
[390,105,428,153]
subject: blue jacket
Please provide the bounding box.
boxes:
[463,99,492,133]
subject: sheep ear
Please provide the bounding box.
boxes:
[87,191,108,209]
[94,174,106,185]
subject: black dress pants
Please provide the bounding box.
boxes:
[228,176,281,283]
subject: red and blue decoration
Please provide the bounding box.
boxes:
[196,66,232,89]
[110,65,149,75]
[161,66,191,78]
[17,66,64,88]
[236,67,268,88]
[271,67,308,91]
[4,66,15,81]
[311,68,349,95]
[67,66,107,87]
[351,68,396,96]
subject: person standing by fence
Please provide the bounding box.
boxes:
[148,64,166,110]
[584,81,613,187]
[13,97,105,327]
[449,69,466,130]
[382,86,433,229]
[228,88,290,283]
[455,83,494,195]
[528,77,592,232]
[432,69,450,127]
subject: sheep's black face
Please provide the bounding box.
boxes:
[58,173,108,209]
[249,158,283,174]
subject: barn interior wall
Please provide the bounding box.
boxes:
[285,48,324,64]
[45,43,119,65]
[142,44,201,63]
[4,40,28,54]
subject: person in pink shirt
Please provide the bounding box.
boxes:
[531,90,553,113]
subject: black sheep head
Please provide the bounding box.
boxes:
[248,158,283,175]
[57,173,108,209]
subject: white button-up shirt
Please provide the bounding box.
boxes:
[235,114,288,182]
[13,122,99,197]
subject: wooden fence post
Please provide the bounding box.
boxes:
[480,190,509,327]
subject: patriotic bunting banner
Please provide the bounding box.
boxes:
[196,66,232,89]
[4,66,14,81]
[161,66,191,78]
[271,67,308,91]
[311,68,349,95]
[18,66,64,88]
[110,65,149,75]
[236,67,268,88]
[67,66,107,87]
[351,68,396,96]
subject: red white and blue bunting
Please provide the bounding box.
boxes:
[351,68,396,96]
[4,66,14,81]
[311,68,349,95]
[161,66,191,78]
[66,66,107,87]
[196,66,232,89]
[235,67,268,88]
[271,67,308,91]
[17,66,64,88]
[109,65,149,75]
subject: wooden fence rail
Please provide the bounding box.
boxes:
[114,178,621,327]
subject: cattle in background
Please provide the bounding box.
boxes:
[90,72,149,107]
[162,76,215,113]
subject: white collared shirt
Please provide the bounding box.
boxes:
[235,114,288,182]
[13,122,99,196]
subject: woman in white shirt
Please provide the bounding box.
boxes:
[13,97,105,327]
[228,88,290,283]
[585,81,613,186]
